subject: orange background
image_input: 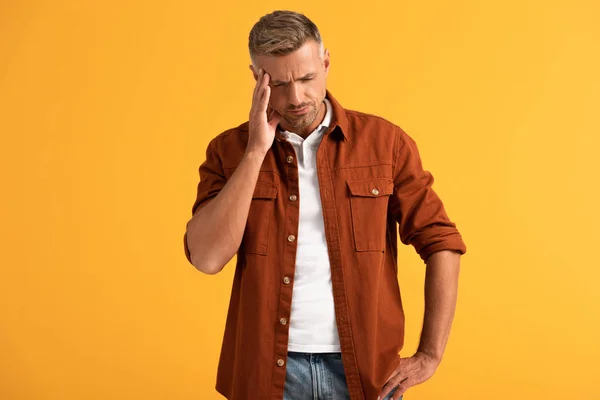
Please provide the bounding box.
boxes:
[1,1,599,399]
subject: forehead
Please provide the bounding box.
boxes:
[255,41,322,80]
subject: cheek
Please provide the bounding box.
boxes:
[308,81,324,99]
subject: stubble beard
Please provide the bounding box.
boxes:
[283,101,322,130]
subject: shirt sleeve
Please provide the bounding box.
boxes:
[183,134,227,264]
[389,126,467,263]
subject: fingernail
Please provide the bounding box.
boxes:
[377,397,380,400]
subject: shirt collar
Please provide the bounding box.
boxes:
[324,90,349,141]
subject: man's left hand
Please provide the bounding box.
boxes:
[378,351,440,400]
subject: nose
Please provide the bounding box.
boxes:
[287,83,303,108]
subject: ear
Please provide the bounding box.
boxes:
[249,64,258,81]
[323,48,331,77]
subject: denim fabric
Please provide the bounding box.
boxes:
[284,352,403,400]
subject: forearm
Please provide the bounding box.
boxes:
[186,150,266,274]
[416,249,461,364]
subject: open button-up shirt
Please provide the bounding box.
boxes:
[184,90,467,400]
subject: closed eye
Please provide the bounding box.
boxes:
[271,75,315,87]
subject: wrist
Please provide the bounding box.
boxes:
[244,146,267,159]
[415,349,442,366]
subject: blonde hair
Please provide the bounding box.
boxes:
[248,10,323,63]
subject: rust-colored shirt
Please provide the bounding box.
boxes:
[183,91,467,400]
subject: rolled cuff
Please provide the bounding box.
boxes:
[412,229,467,263]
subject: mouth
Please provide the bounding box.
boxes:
[287,106,309,115]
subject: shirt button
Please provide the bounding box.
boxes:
[277,359,285,367]
[287,235,296,242]
[289,194,297,202]
[280,318,287,325]
[286,156,294,163]
[371,188,380,196]
[283,276,291,284]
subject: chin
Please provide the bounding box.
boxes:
[287,117,311,130]
[288,109,319,128]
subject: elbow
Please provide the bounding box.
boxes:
[197,265,222,275]
[199,263,224,275]
[184,217,236,275]
[191,254,225,275]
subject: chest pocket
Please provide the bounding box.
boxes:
[244,182,278,255]
[347,178,394,252]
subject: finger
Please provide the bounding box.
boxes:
[381,377,410,400]
[378,381,396,399]
[258,78,271,113]
[252,68,261,96]
[252,68,264,106]
[378,374,406,400]
[389,381,407,400]
[393,378,412,398]
[255,68,265,103]
[255,71,270,113]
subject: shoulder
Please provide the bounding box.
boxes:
[342,108,407,142]
[204,121,250,168]
[207,120,250,148]
[345,109,396,126]
[213,120,249,139]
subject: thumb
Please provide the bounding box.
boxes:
[268,108,282,129]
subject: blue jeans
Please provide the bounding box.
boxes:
[284,352,402,400]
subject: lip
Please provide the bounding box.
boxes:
[287,106,309,115]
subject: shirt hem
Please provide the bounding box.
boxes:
[287,343,342,353]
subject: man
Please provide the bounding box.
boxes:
[184,10,466,400]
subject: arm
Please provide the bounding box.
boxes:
[185,149,267,274]
[184,68,281,274]
[379,250,461,400]
[380,126,467,399]
[417,249,461,365]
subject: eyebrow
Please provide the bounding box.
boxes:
[271,73,316,85]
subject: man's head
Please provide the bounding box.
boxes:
[249,11,330,134]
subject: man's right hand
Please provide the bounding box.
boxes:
[247,68,282,156]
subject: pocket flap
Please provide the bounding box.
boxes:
[346,178,394,197]
[252,182,278,199]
